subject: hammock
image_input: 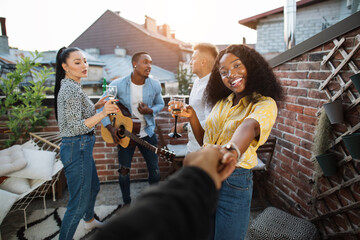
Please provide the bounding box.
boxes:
[8,132,63,229]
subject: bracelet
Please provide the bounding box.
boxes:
[223,142,242,163]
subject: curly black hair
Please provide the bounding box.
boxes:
[203,44,283,107]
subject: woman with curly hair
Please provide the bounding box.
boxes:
[169,44,283,240]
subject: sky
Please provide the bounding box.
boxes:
[1,0,287,52]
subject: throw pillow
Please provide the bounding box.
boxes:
[7,148,56,180]
[0,189,19,225]
[0,177,31,194]
[21,140,41,151]
[0,145,27,176]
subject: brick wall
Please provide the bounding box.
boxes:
[266,27,360,238]
[0,97,189,182]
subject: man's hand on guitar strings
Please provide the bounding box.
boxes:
[106,124,121,143]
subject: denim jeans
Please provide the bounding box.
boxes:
[214,168,253,240]
[59,134,100,240]
[117,134,160,204]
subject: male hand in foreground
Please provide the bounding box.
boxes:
[184,144,237,189]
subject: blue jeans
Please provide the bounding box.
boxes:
[59,134,100,240]
[214,168,253,240]
[117,134,160,204]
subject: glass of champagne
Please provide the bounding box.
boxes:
[106,85,117,116]
[168,96,185,138]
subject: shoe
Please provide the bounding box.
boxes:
[84,219,103,231]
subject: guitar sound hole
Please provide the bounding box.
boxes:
[118,125,126,138]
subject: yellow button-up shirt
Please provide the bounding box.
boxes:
[204,93,278,169]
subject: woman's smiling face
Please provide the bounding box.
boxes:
[218,53,247,94]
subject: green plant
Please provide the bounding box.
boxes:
[312,109,332,156]
[311,108,337,176]
[0,51,54,147]
[175,64,193,95]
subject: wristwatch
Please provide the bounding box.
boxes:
[223,142,241,163]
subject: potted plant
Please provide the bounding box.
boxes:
[0,51,54,147]
[312,109,338,176]
[350,72,360,93]
[342,132,360,160]
[323,99,344,124]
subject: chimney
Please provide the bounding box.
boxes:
[145,15,157,33]
[284,0,296,50]
[114,46,126,57]
[162,24,171,38]
[0,17,9,54]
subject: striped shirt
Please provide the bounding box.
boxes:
[57,78,94,137]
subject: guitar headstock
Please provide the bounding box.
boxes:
[158,147,176,162]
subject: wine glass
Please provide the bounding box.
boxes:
[106,85,117,116]
[168,96,185,138]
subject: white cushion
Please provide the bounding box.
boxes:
[0,189,19,225]
[0,145,27,176]
[21,140,41,150]
[253,157,266,171]
[7,148,56,180]
[0,177,31,194]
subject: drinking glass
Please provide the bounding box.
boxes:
[106,85,117,116]
[168,96,185,138]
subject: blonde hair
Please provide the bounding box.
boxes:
[193,43,219,60]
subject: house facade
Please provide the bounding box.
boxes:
[69,10,192,73]
[239,0,360,59]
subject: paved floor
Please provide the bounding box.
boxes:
[1,180,266,239]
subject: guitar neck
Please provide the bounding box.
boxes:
[123,129,159,154]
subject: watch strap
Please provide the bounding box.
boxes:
[223,142,241,163]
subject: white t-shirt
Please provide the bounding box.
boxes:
[130,82,147,138]
[187,73,211,153]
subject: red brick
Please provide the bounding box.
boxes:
[283,133,301,145]
[295,146,313,160]
[308,71,330,80]
[297,97,321,107]
[287,88,308,97]
[276,63,298,71]
[288,72,308,79]
[93,147,113,153]
[298,114,317,125]
[95,159,115,165]
[282,148,300,162]
[98,170,117,176]
[303,107,317,117]
[295,129,313,142]
[96,165,107,170]
[286,103,304,113]
[299,156,315,169]
[278,123,295,134]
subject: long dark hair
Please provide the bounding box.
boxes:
[54,47,81,121]
[203,44,283,107]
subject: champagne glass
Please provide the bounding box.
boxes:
[168,96,185,138]
[106,85,117,116]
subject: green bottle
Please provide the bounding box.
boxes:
[102,78,107,93]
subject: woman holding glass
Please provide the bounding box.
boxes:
[54,47,119,240]
[169,44,283,240]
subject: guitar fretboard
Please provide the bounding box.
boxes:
[123,129,160,154]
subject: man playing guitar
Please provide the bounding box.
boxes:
[97,52,165,205]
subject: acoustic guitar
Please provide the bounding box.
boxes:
[101,102,175,162]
